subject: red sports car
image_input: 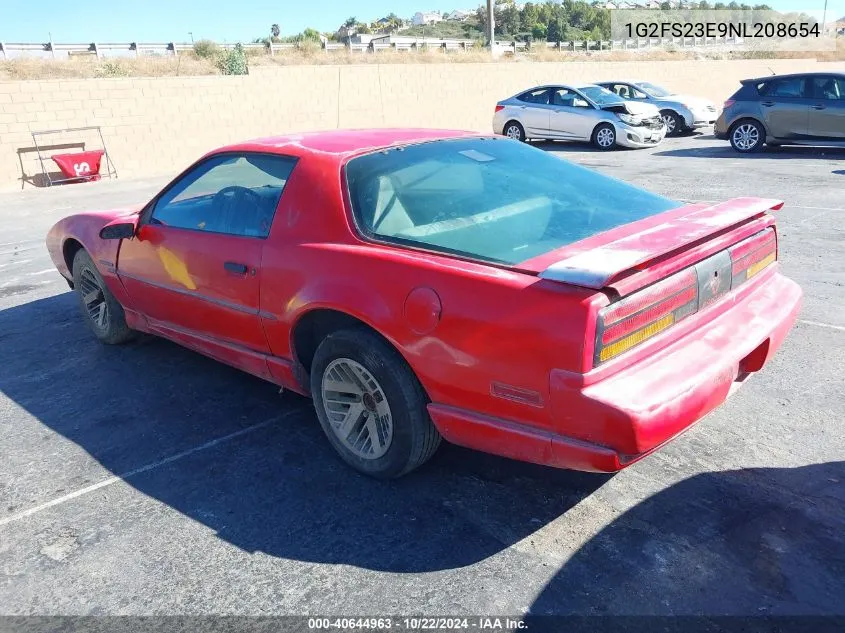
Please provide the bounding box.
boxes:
[46,129,802,478]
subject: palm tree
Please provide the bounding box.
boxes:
[270,23,280,39]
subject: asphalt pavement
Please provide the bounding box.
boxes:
[0,133,843,618]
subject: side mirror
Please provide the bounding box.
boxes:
[573,98,590,108]
[99,222,136,240]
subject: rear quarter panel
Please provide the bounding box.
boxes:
[257,155,598,432]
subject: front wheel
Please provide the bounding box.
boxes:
[729,119,765,153]
[310,328,441,479]
[660,110,685,137]
[72,250,134,345]
[592,123,616,150]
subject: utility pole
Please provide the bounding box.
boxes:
[822,0,828,34]
[486,0,495,52]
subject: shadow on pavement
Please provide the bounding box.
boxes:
[532,140,637,154]
[528,460,845,615]
[0,293,611,574]
[655,145,845,160]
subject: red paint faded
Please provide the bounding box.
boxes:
[45,129,802,473]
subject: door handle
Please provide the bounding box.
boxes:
[760,101,775,107]
[812,104,826,110]
[224,261,248,275]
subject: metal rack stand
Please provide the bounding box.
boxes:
[30,126,118,186]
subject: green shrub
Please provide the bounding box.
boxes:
[216,43,248,75]
[95,61,130,78]
[193,39,220,59]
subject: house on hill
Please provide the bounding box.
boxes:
[412,11,443,26]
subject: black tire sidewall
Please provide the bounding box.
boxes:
[593,123,616,150]
[72,250,131,344]
[310,329,432,479]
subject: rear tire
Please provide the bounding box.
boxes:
[72,249,134,345]
[592,123,616,150]
[729,119,765,153]
[503,120,526,142]
[310,328,441,479]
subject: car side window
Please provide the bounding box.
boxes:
[629,85,649,99]
[763,77,808,98]
[150,153,296,238]
[812,76,845,100]
[551,88,578,106]
[517,89,550,105]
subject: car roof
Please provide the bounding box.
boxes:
[515,83,607,93]
[743,71,845,83]
[209,128,479,160]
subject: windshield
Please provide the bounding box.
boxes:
[635,82,674,97]
[345,138,679,265]
[579,85,623,105]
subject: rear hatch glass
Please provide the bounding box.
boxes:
[345,137,679,265]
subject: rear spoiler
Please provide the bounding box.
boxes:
[538,197,783,290]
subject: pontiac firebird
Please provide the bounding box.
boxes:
[46,129,802,479]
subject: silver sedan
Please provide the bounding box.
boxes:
[596,80,719,136]
[493,83,666,150]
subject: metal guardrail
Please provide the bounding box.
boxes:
[0,36,754,59]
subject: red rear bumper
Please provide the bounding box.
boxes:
[429,270,802,472]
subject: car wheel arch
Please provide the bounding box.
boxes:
[730,116,769,137]
[62,237,85,278]
[591,122,617,148]
[502,120,525,141]
[289,306,423,397]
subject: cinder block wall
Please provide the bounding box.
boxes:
[0,58,833,188]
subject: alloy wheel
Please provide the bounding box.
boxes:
[596,127,615,148]
[661,113,676,134]
[321,358,394,460]
[79,267,109,330]
[732,123,760,151]
[505,124,522,140]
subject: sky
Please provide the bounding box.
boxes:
[0,0,842,43]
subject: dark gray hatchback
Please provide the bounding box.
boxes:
[714,72,845,152]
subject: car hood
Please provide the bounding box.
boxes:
[602,101,660,117]
[659,93,715,109]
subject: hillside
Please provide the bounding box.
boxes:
[401,19,484,40]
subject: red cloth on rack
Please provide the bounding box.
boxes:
[51,150,105,182]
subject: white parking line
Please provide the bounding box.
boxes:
[27,269,56,276]
[0,413,294,528]
[799,319,845,332]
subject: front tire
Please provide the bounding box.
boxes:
[310,328,441,479]
[729,119,765,153]
[72,249,134,345]
[592,123,616,150]
[660,110,685,137]
[503,120,526,142]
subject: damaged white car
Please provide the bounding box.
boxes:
[493,83,667,150]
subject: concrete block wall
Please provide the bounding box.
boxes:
[0,58,835,189]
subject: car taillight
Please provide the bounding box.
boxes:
[595,268,698,365]
[593,228,778,366]
[495,105,505,113]
[723,99,735,109]
[729,228,776,287]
